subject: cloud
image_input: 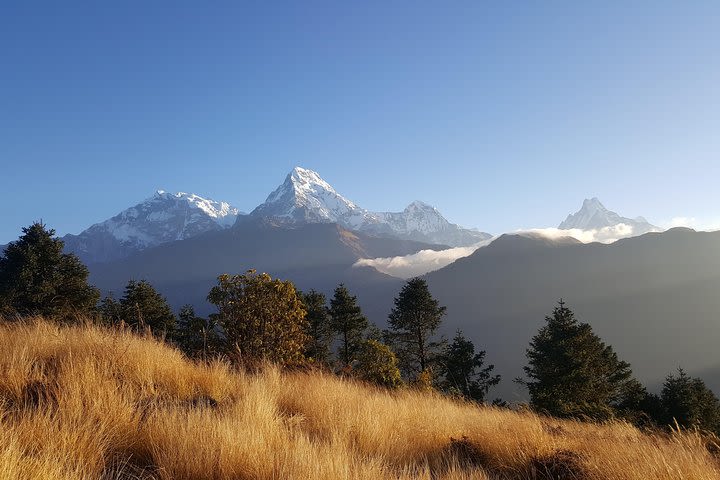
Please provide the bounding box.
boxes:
[354,224,650,279]
[355,219,720,279]
[516,223,640,244]
[353,238,495,279]
[662,217,720,232]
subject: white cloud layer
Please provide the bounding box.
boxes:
[354,238,495,279]
[354,223,657,279]
[516,223,642,244]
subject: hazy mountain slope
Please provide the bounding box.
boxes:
[63,191,241,264]
[88,218,440,319]
[424,228,720,400]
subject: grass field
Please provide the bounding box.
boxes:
[0,319,716,479]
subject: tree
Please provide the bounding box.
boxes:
[353,339,402,389]
[438,331,500,402]
[97,294,122,325]
[661,369,720,434]
[119,280,176,337]
[0,223,99,320]
[176,304,218,358]
[328,284,368,366]
[518,300,640,420]
[301,290,333,363]
[207,270,308,366]
[387,278,446,378]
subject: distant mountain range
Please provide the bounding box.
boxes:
[3,167,720,401]
[62,191,242,264]
[50,167,492,264]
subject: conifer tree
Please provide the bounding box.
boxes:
[208,270,308,366]
[119,280,176,337]
[438,331,500,402]
[176,304,218,358]
[0,223,99,320]
[661,369,720,434]
[98,294,122,325]
[328,284,368,366]
[387,278,446,378]
[519,300,640,420]
[301,290,333,363]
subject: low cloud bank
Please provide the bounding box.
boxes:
[517,223,643,244]
[354,238,495,279]
[354,223,657,279]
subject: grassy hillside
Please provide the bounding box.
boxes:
[0,320,716,479]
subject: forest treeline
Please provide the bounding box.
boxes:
[1,222,719,435]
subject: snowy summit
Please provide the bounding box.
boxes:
[251,167,491,246]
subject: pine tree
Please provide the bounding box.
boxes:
[0,223,99,320]
[661,369,720,434]
[328,284,368,366]
[301,290,333,364]
[387,278,446,378]
[98,294,122,325]
[438,331,500,402]
[176,304,218,358]
[119,280,176,337]
[519,300,640,420]
[208,270,308,366]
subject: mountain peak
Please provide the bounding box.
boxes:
[405,200,436,212]
[253,167,363,224]
[559,198,658,234]
[581,197,606,210]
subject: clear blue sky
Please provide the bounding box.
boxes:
[2,2,719,243]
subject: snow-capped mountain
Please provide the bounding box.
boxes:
[63,191,242,264]
[250,167,490,246]
[559,198,658,235]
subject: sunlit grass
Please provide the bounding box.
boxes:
[0,318,716,479]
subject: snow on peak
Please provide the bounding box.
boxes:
[559,198,658,233]
[74,191,241,252]
[254,167,365,224]
[251,167,491,246]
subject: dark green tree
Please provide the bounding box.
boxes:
[661,369,720,434]
[176,304,218,358]
[438,331,500,402]
[119,280,176,337]
[0,223,99,320]
[208,271,308,366]
[301,290,333,363]
[97,294,123,325]
[387,278,446,378]
[518,300,640,420]
[328,284,368,366]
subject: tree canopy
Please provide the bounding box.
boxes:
[519,300,641,420]
[208,270,308,366]
[0,223,99,320]
[328,284,368,366]
[387,277,446,378]
[438,331,500,402]
[118,280,176,336]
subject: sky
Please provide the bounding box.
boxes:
[1,2,720,243]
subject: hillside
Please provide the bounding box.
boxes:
[0,319,717,479]
[425,228,720,400]
[88,218,436,318]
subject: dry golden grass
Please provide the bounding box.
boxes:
[0,319,716,479]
